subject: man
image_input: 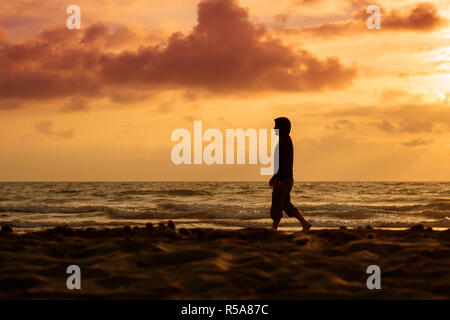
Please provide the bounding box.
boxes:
[269,117,311,231]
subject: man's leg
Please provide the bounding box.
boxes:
[270,181,287,231]
[293,209,311,231]
[272,219,280,230]
[284,202,311,231]
[283,187,311,231]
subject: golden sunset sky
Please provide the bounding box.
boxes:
[0,0,449,181]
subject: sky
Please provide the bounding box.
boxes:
[0,0,449,181]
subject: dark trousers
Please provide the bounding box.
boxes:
[270,178,299,222]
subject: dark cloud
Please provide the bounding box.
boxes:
[280,20,361,38]
[81,23,139,48]
[291,0,325,5]
[35,120,54,135]
[278,2,447,38]
[375,119,397,134]
[374,118,436,134]
[0,100,21,110]
[326,119,355,130]
[400,138,434,147]
[398,118,435,133]
[0,26,7,44]
[352,2,447,31]
[0,69,101,100]
[383,3,446,31]
[60,96,91,113]
[35,120,75,138]
[82,24,109,44]
[273,13,290,28]
[108,90,151,104]
[57,129,75,139]
[99,0,356,93]
[0,0,356,104]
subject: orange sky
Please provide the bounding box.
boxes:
[0,0,449,181]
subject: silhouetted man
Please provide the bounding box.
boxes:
[269,117,311,231]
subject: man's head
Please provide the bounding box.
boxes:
[274,117,291,136]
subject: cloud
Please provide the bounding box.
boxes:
[292,20,363,38]
[35,120,53,135]
[326,102,450,126]
[382,3,446,31]
[379,88,423,104]
[291,0,323,4]
[0,69,101,100]
[0,27,7,44]
[374,118,436,134]
[35,121,75,138]
[109,89,152,104]
[99,0,356,93]
[400,138,434,147]
[0,101,21,110]
[278,2,448,38]
[326,119,355,130]
[0,0,356,105]
[375,119,397,134]
[301,101,450,138]
[397,118,435,133]
[81,23,140,49]
[60,97,91,113]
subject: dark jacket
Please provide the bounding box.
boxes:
[273,134,293,182]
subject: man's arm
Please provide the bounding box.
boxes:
[269,138,289,186]
[274,137,290,181]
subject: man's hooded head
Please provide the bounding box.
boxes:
[274,117,291,136]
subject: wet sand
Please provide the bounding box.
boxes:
[0,223,449,299]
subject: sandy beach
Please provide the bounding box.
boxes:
[0,222,449,299]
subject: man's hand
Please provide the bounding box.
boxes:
[270,177,286,188]
[269,176,276,187]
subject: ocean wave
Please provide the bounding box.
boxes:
[116,189,213,197]
[423,200,450,211]
[50,189,80,194]
[0,204,155,217]
[157,202,247,211]
[6,216,450,231]
[1,200,448,217]
[0,205,111,214]
[300,201,450,213]
[5,219,145,229]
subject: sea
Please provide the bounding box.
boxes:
[0,182,449,233]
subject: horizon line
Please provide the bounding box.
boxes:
[1,180,449,183]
